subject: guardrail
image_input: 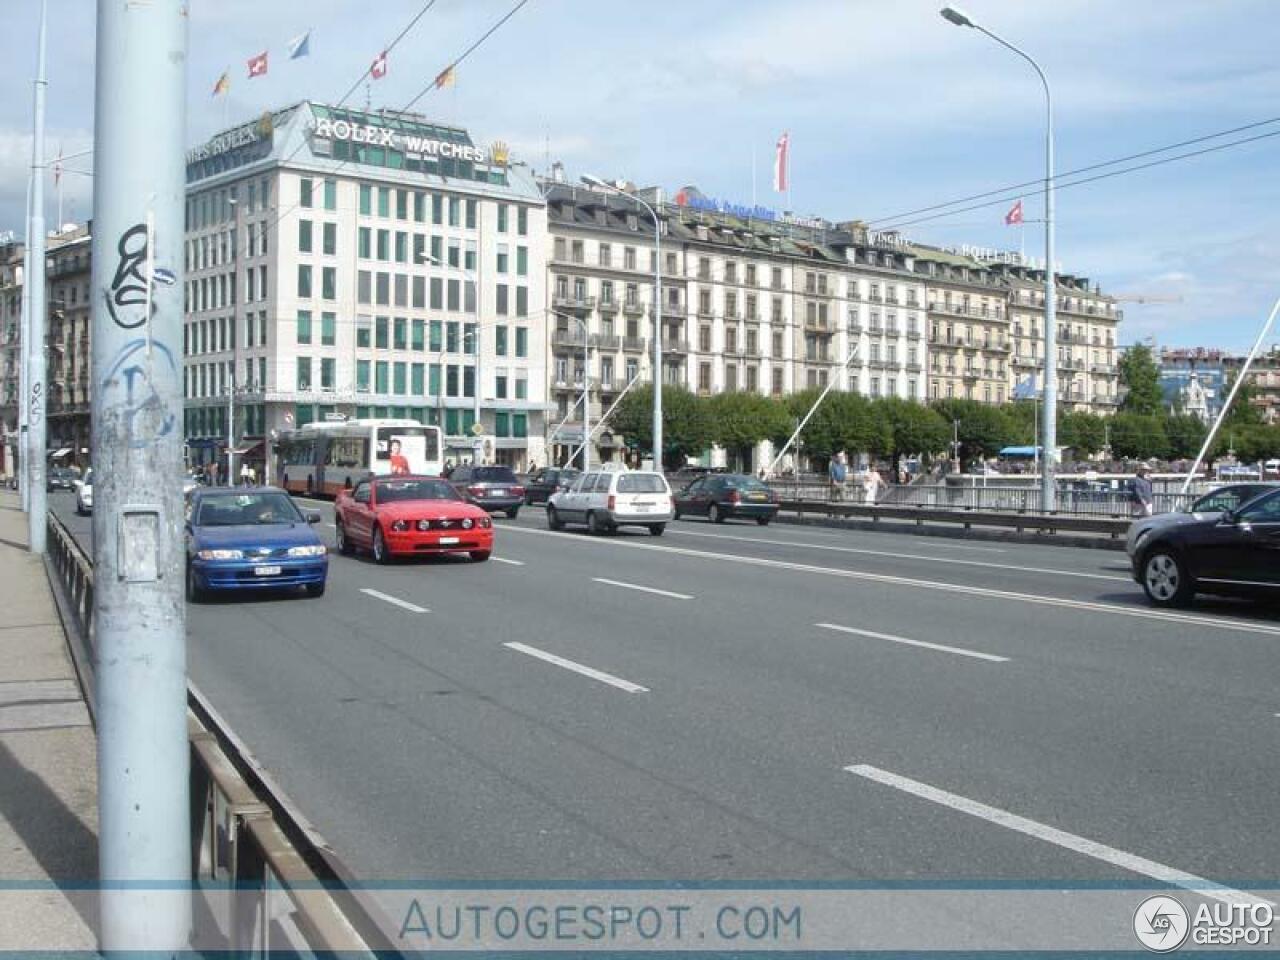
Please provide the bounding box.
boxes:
[776,498,1130,539]
[43,512,388,957]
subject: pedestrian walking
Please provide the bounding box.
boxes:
[828,451,848,501]
[1129,462,1154,518]
[240,461,252,486]
[863,466,885,505]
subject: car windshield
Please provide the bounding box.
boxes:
[721,476,770,492]
[376,479,461,503]
[81,470,93,484]
[1189,486,1263,513]
[617,473,667,493]
[196,491,303,526]
[473,467,517,483]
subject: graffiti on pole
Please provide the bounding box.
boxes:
[102,339,177,449]
[28,381,42,427]
[103,223,153,330]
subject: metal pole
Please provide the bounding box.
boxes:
[653,208,663,474]
[91,0,190,949]
[765,343,860,477]
[1180,294,1280,494]
[472,215,484,465]
[581,318,590,472]
[566,364,645,468]
[226,382,235,486]
[26,0,49,553]
[18,170,32,512]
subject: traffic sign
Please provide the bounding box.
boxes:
[470,421,485,436]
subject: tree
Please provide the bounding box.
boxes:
[607,384,713,469]
[1058,411,1107,458]
[1118,344,1163,416]
[1108,413,1170,461]
[1221,373,1265,429]
[781,389,888,463]
[874,397,950,476]
[1163,413,1207,460]
[705,392,792,469]
[930,398,1014,465]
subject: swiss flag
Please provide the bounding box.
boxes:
[247,51,268,78]
[371,50,388,80]
[1004,199,1024,226]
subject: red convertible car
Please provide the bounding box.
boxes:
[335,476,494,563]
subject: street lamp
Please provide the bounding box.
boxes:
[941,4,1058,512]
[417,252,483,464]
[581,174,664,473]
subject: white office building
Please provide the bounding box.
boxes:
[182,102,549,474]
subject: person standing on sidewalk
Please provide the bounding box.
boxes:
[1130,462,1154,517]
[863,465,885,505]
[829,451,848,501]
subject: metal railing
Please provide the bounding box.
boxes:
[43,512,388,956]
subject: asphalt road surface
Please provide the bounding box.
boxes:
[50,492,1280,896]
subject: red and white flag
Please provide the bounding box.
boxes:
[247,51,268,78]
[1004,199,1024,226]
[371,50,388,79]
[773,131,789,193]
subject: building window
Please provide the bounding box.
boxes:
[321,312,336,346]
[515,327,528,358]
[297,265,311,299]
[412,318,425,351]
[323,222,337,256]
[299,177,313,208]
[377,187,390,218]
[359,183,371,215]
[296,310,312,345]
[375,361,389,393]
[376,316,389,350]
[357,359,370,391]
[517,206,528,235]
[296,357,312,390]
[298,219,313,253]
[321,358,335,390]
[321,267,336,301]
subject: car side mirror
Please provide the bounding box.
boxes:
[306,511,322,524]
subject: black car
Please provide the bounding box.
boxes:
[523,467,580,505]
[47,467,78,492]
[449,464,525,518]
[673,473,779,525]
[1134,486,1280,607]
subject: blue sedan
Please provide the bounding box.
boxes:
[186,487,328,601]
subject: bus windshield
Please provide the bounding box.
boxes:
[375,426,438,476]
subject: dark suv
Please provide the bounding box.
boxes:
[449,465,525,518]
[523,467,580,505]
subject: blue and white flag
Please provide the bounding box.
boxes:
[1012,374,1041,401]
[287,30,311,60]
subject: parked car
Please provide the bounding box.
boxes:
[1126,482,1279,559]
[673,473,779,525]
[336,475,493,563]
[1133,487,1280,607]
[184,487,327,601]
[74,469,94,515]
[448,464,525,518]
[523,467,580,505]
[546,468,673,536]
[47,467,77,492]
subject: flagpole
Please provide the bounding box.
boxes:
[56,148,63,227]
[751,143,756,208]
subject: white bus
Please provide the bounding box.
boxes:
[275,419,444,497]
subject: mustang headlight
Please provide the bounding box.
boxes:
[196,549,243,561]
[417,519,431,531]
[287,545,327,557]
[479,517,492,529]
[461,517,474,530]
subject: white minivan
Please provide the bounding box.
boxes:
[546,467,674,536]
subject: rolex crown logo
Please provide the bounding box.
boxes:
[490,140,510,166]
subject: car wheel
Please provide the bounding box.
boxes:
[709,504,725,524]
[673,507,682,521]
[305,581,326,597]
[1142,549,1193,607]
[756,516,771,526]
[505,507,520,520]
[335,521,353,555]
[547,506,564,531]
[649,523,665,537]
[75,502,85,516]
[587,511,606,535]
[372,526,390,564]
[470,550,491,562]
[185,565,205,603]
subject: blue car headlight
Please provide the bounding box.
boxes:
[197,549,243,560]
[287,545,327,558]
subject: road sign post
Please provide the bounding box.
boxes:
[90,0,191,949]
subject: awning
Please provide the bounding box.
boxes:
[999,445,1041,457]
[232,441,264,457]
[49,447,72,459]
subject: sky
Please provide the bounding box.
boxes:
[2,0,1279,351]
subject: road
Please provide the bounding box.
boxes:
[50,492,1280,895]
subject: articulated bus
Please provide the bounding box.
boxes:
[275,419,444,496]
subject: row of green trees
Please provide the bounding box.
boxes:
[607,385,1280,470]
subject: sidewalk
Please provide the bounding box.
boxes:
[0,490,99,950]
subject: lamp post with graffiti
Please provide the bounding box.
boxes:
[89,0,191,949]
[24,0,49,552]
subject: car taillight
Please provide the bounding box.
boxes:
[512,485,525,496]
[607,494,616,511]
[469,485,485,495]
[728,490,741,504]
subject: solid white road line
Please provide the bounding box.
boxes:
[359,588,428,613]
[492,557,525,566]
[670,527,1125,582]
[592,577,693,600]
[816,622,1009,663]
[845,763,1268,908]
[503,525,1280,639]
[503,642,650,693]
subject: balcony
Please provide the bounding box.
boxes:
[593,334,622,351]
[696,309,718,322]
[664,339,692,355]
[552,330,589,349]
[906,362,923,372]
[804,317,833,333]
[848,321,864,335]
[622,301,645,317]
[621,337,647,352]
[906,328,922,340]
[553,294,596,313]
[803,286,833,300]
[1091,364,1116,375]
[962,368,979,380]
[598,299,619,315]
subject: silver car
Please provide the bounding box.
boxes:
[1125,482,1278,559]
